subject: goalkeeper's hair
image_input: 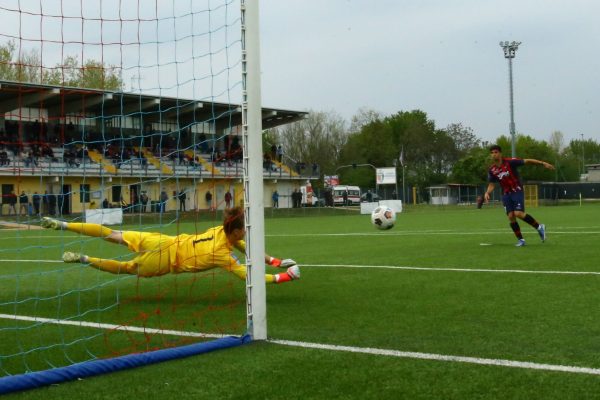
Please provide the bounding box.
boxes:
[223,207,244,235]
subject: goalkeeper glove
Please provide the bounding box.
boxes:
[269,257,297,268]
[274,265,301,283]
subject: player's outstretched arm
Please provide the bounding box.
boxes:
[524,158,555,170]
[226,258,300,284]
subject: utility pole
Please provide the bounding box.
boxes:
[581,133,585,175]
[500,41,521,158]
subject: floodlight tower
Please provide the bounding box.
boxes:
[500,41,521,158]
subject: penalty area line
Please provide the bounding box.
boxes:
[303,264,600,276]
[269,339,600,376]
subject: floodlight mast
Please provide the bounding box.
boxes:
[500,41,521,158]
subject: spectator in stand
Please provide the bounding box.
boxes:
[270,144,277,161]
[178,190,187,212]
[160,191,169,213]
[0,148,9,166]
[102,198,110,209]
[32,192,41,215]
[140,192,148,212]
[18,191,29,216]
[7,190,17,215]
[224,190,232,209]
[277,145,283,163]
[48,192,58,216]
[205,190,213,211]
[311,162,319,177]
[42,190,49,215]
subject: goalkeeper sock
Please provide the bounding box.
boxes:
[269,257,282,267]
[66,223,113,238]
[274,272,292,283]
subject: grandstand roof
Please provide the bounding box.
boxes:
[0,80,307,130]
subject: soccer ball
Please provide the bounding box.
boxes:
[371,206,396,230]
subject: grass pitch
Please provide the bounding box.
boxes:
[2,203,600,399]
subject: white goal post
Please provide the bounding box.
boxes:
[241,0,268,341]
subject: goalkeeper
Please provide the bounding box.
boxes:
[41,207,300,284]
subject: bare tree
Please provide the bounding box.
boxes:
[270,110,349,175]
[548,130,565,154]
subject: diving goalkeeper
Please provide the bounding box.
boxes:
[41,207,300,284]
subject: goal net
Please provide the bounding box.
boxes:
[0,0,266,392]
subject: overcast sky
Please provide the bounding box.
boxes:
[0,0,597,145]
[259,0,600,144]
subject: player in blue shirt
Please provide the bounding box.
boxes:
[484,145,555,246]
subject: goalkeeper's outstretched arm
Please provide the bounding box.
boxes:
[226,256,300,284]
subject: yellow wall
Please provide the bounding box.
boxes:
[1,176,250,214]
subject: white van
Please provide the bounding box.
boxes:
[332,185,361,206]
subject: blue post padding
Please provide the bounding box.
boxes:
[0,335,252,395]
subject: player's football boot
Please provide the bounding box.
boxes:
[62,252,84,263]
[515,239,526,247]
[41,217,62,230]
[286,265,301,280]
[537,224,546,242]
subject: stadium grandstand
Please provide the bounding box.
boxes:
[0,80,307,214]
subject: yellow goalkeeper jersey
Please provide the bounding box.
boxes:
[172,226,247,278]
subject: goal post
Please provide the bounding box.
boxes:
[241,0,268,341]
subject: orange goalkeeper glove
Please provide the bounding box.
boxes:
[268,257,296,268]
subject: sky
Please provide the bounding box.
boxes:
[258,0,600,144]
[0,0,598,145]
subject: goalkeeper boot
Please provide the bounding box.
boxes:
[63,252,85,263]
[537,224,546,242]
[41,217,63,230]
[286,265,301,280]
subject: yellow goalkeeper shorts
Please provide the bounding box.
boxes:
[121,231,176,277]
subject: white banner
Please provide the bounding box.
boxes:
[85,208,123,225]
[376,168,396,185]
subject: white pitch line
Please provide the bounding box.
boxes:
[267,231,600,237]
[0,313,229,339]
[303,264,600,276]
[2,312,600,376]
[269,339,600,376]
[0,259,63,263]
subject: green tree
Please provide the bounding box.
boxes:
[495,134,557,181]
[0,40,122,90]
[450,146,489,184]
[339,110,470,192]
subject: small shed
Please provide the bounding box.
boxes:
[427,184,479,205]
[586,164,600,182]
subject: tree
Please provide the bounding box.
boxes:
[0,40,123,90]
[450,146,489,184]
[496,134,557,181]
[444,123,480,156]
[548,130,565,154]
[338,110,466,191]
[267,110,349,180]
